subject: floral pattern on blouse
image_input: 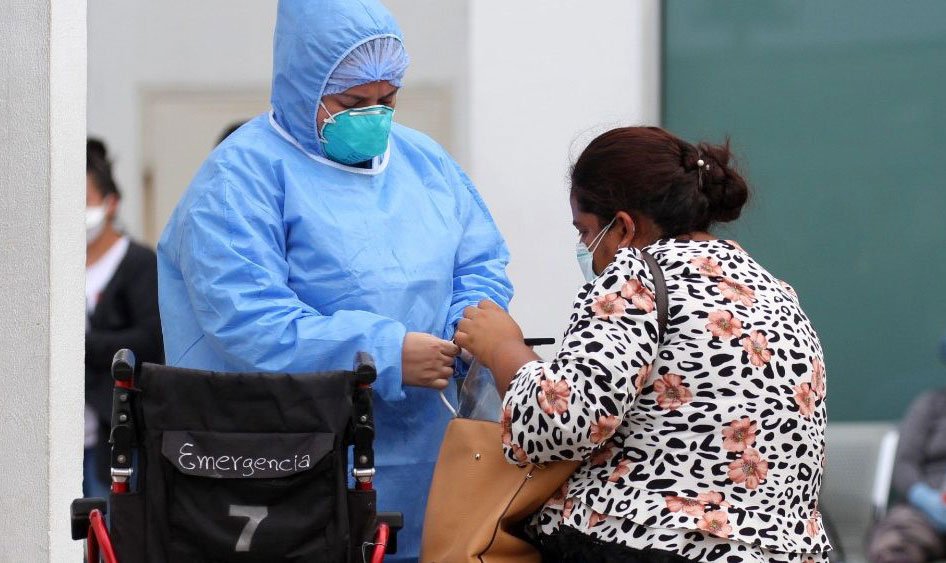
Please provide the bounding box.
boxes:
[502,239,829,561]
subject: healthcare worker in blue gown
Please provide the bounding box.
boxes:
[157,1,513,560]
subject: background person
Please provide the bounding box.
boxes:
[457,127,829,562]
[868,387,946,563]
[85,138,164,497]
[216,120,246,146]
[156,1,513,560]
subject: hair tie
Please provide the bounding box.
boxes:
[696,156,711,191]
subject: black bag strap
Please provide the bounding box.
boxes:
[639,249,668,344]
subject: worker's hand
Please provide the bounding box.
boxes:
[401,332,459,390]
[908,483,946,532]
[455,300,524,370]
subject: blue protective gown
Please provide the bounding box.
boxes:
[156,1,513,560]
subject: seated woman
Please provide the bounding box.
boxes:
[868,385,946,563]
[456,127,830,562]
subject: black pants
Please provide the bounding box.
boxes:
[538,526,700,563]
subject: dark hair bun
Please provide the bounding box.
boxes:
[87,138,108,160]
[570,127,751,238]
[86,137,120,198]
[696,140,749,224]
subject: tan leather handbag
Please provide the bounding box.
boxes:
[421,250,669,562]
[420,417,579,562]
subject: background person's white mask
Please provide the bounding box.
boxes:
[86,205,107,244]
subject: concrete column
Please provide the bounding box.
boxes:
[467,1,661,339]
[0,0,86,559]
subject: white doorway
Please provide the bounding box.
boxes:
[141,89,270,246]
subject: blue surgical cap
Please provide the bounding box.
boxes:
[323,36,410,96]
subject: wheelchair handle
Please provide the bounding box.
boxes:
[353,352,377,385]
[351,352,377,488]
[111,348,136,383]
[109,349,138,494]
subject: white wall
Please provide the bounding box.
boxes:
[0,0,86,559]
[467,1,661,340]
[388,0,470,164]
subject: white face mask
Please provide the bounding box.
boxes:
[86,205,107,244]
[576,217,616,282]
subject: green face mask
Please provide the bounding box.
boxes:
[318,102,394,165]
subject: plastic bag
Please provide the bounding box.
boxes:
[457,359,502,422]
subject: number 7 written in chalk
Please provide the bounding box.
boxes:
[229,505,269,552]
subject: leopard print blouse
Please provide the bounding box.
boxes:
[502,239,829,562]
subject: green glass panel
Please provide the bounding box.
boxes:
[663,0,946,420]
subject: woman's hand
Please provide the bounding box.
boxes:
[455,300,525,371]
[401,332,459,390]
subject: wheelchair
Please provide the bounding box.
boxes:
[71,349,403,562]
